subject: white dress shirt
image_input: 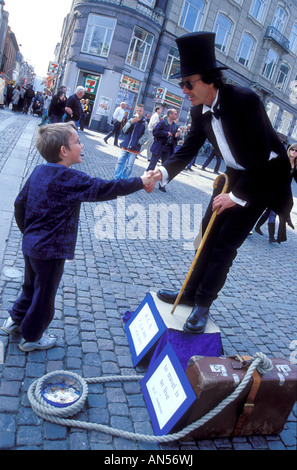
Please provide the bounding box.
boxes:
[159,90,245,204]
[113,106,125,122]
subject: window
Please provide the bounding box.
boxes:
[291,120,297,140]
[272,5,287,33]
[236,33,255,68]
[276,63,290,90]
[262,49,278,80]
[249,0,267,23]
[126,26,154,71]
[163,46,180,81]
[277,110,293,136]
[82,14,116,57]
[266,101,279,126]
[289,22,297,54]
[139,0,155,6]
[214,14,232,53]
[180,0,206,32]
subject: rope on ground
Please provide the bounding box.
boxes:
[27,352,273,444]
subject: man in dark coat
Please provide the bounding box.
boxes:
[151,32,292,334]
[64,86,85,128]
[23,85,35,114]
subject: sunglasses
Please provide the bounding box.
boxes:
[178,78,202,90]
[290,148,297,152]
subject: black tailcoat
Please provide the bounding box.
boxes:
[162,84,293,307]
[164,85,292,217]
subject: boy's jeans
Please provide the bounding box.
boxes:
[114,149,137,179]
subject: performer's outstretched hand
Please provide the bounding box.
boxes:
[141,171,156,193]
[147,169,162,182]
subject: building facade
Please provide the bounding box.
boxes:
[0,1,35,86]
[56,0,297,143]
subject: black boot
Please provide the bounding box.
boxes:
[254,223,263,235]
[287,216,295,230]
[157,289,195,307]
[255,213,268,235]
[183,305,209,334]
[268,223,276,243]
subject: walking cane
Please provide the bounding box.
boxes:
[171,173,229,314]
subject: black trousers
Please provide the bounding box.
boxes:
[184,170,267,308]
[10,255,65,341]
[147,148,172,171]
[105,121,122,145]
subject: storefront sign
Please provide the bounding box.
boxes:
[163,91,183,108]
[48,62,59,75]
[121,75,140,93]
[155,87,166,100]
[84,77,99,94]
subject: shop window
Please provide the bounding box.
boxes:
[276,63,290,91]
[277,110,293,136]
[265,100,279,126]
[291,120,297,140]
[82,14,116,57]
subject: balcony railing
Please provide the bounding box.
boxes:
[264,26,290,52]
[76,0,165,25]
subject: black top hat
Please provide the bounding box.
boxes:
[170,32,228,79]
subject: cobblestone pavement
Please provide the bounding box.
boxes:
[0,109,296,452]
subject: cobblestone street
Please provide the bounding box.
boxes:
[0,109,296,451]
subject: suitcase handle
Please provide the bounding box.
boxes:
[230,355,252,370]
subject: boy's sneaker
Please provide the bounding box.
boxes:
[1,316,20,335]
[19,334,57,352]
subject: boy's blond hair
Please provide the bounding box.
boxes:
[36,122,76,163]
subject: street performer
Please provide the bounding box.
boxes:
[150,32,292,335]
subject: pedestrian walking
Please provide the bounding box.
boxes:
[140,105,163,160]
[64,86,85,129]
[201,147,221,173]
[147,109,179,192]
[114,104,149,179]
[104,102,126,146]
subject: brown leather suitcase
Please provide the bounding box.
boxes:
[185,355,297,439]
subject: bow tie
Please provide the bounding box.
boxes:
[212,104,220,119]
[204,105,220,120]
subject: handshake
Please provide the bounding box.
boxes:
[140,169,162,193]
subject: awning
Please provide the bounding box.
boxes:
[76,61,104,74]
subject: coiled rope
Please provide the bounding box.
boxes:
[27,352,273,443]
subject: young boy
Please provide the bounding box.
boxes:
[1,122,154,352]
[114,104,149,179]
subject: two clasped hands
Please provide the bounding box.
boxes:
[140,169,162,194]
[140,168,236,214]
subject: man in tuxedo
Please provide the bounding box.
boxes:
[150,32,292,334]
